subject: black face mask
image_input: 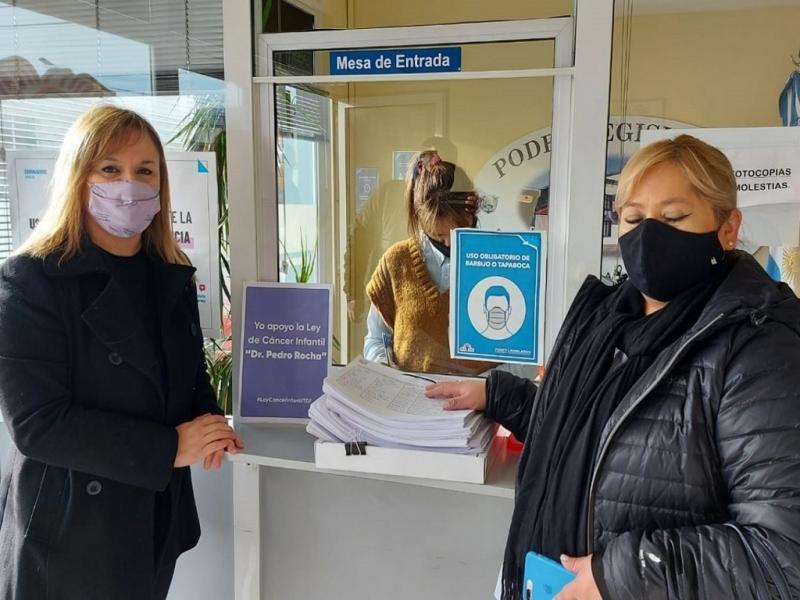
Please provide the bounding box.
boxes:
[425,216,477,259]
[426,235,450,258]
[618,218,725,302]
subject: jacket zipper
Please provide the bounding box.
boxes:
[585,313,726,551]
[747,533,792,600]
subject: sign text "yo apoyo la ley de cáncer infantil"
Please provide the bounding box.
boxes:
[329,47,461,75]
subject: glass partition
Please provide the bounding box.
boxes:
[601,1,800,286]
[0,0,231,409]
[275,74,555,371]
[0,0,225,261]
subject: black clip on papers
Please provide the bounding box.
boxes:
[345,441,367,456]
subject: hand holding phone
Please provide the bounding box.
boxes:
[523,552,576,600]
[446,191,479,212]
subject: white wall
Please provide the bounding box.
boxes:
[168,461,234,600]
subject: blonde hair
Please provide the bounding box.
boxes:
[616,134,737,225]
[405,149,473,237]
[17,104,189,265]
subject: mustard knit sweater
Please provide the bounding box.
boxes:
[366,238,497,375]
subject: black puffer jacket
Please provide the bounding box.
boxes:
[487,252,800,599]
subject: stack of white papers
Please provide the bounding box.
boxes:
[307,359,494,456]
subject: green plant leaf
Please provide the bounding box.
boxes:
[262,0,274,32]
[281,229,319,283]
[174,94,232,412]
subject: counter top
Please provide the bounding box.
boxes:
[228,423,519,499]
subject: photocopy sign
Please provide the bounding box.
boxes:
[239,283,332,420]
[329,47,461,75]
[7,150,221,337]
[642,127,800,206]
[641,127,800,246]
[451,230,546,365]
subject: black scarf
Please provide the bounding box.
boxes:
[501,260,731,599]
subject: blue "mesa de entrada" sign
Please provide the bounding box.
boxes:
[329,47,461,75]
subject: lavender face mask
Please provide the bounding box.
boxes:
[88,180,161,238]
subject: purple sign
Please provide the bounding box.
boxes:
[239,283,332,419]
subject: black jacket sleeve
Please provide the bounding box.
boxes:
[485,370,538,441]
[192,355,224,417]
[0,257,179,491]
[597,322,800,599]
[185,281,224,417]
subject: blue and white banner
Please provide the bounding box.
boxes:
[763,246,800,293]
[450,230,546,365]
[330,47,461,75]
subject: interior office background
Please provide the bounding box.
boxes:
[1,1,799,598]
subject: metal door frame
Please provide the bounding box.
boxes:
[225,3,614,398]
[223,6,614,592]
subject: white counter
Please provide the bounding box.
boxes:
[229,423,520,599]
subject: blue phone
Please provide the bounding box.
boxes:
[522,552,576,600]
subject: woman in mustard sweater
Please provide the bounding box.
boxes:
[363,150,496,375]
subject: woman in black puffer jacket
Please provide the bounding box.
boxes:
[427,134,800,600]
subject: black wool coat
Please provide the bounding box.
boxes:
[488,252,800,599]
[0,244,221,600]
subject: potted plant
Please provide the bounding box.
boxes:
[170,96,233,414]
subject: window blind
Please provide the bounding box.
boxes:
[3,0,224,96]
[0,0,225,261]
[276,85,329,142]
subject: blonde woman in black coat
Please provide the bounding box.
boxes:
[0,105,242,600]
[428,135,800,599]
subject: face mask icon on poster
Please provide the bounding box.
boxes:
[487,306,509,330]
[88,180,161,238]
[483,286,512,332]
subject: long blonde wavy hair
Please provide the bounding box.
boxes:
[17,104,189,265]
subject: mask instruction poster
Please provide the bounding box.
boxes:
[238,282,332,421]
[450,230,546,365]
[7,150,221,337]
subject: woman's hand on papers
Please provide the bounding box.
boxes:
[554,554,602,600]
[424,380,486,411]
